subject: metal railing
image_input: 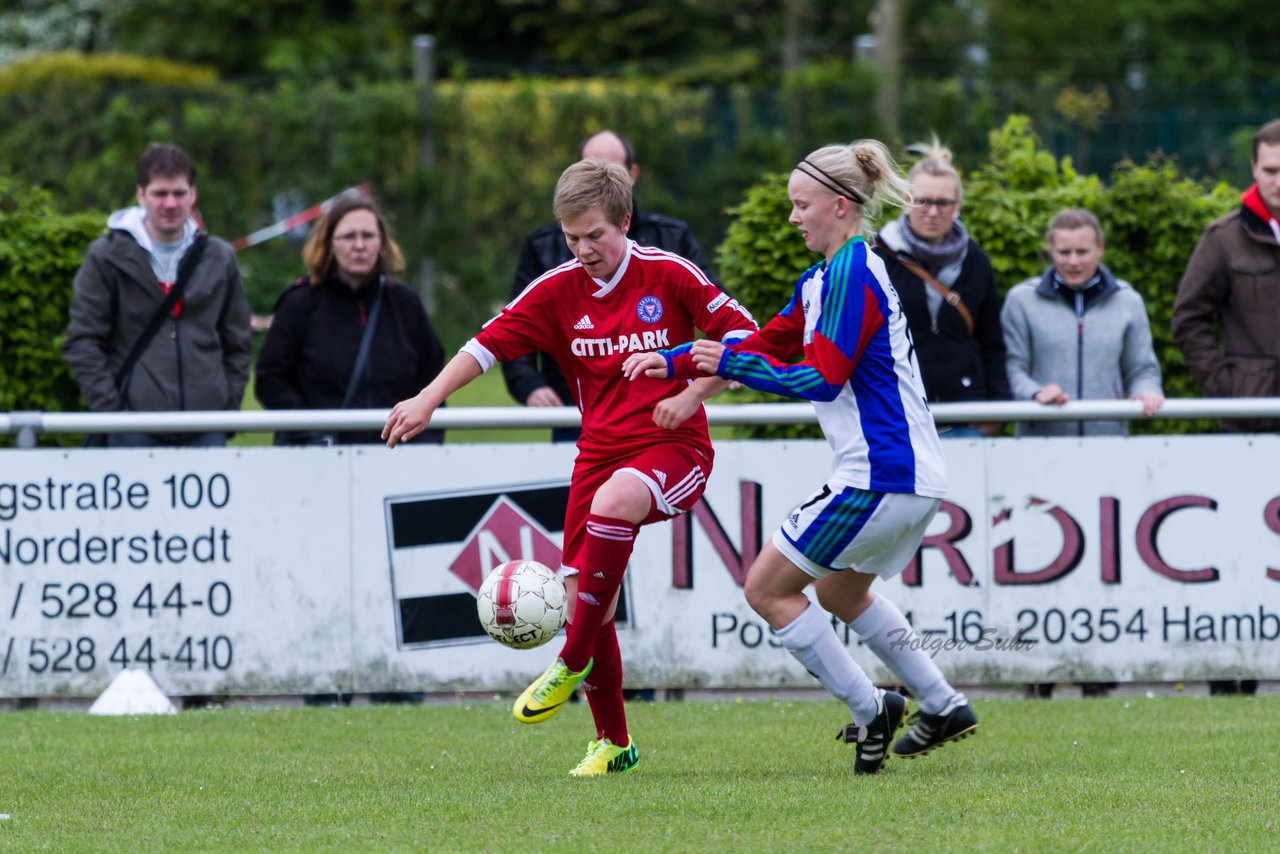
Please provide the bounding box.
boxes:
[4,399,1280,447]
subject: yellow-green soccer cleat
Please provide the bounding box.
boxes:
[568,738,639,777]
[512,657,593,724]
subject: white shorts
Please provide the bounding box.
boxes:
[772,483,940,580]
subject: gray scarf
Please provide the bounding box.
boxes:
[883,216,970,271]
[880,217,971,332]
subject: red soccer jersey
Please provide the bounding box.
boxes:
[463,241,757,456]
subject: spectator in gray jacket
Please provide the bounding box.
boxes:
[1001,208,1164,437]
[63,143,251,447]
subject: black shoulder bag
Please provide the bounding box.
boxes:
[84,236,207,447]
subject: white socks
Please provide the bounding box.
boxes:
[777,602,879,725]
[849,594,955,715]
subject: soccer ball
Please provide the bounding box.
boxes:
[476,560,568,649]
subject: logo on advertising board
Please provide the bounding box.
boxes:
[384,481,630,649]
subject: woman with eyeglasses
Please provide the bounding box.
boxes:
[875,137,1010,437]
[256,193,445,445]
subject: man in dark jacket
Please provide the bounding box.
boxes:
[63,143,251,446]
[501,130,716,441]
[1171,118,1280,698]
[1172,118,1280,434]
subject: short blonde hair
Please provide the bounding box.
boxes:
[302,194,405,284]
[906,133,963,205]
[795,139,911,241]
[553,158,632,227]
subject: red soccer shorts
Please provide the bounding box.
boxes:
[560,441,712,574]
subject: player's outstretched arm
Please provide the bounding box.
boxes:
[690,337,843,402]
[383,352,484,447]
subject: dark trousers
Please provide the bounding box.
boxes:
[106,432,228,448]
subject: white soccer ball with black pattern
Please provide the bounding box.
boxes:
[476,560,567,649]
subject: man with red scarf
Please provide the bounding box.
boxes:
[1171,118,1280,696]
[1173,118,1280,434]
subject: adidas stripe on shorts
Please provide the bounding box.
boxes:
[773,482,940,580]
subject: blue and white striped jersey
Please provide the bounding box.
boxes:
[669,236,946,497]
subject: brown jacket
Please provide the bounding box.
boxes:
[1171,205,1280,432]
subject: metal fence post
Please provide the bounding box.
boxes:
[413,34,437,314]
[11,411,42,448]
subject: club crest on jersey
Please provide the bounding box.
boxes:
[636,295,664,323]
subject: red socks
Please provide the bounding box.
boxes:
[559,514,637,673]
[583,620,627,744]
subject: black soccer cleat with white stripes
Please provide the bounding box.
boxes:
[836,689,907,775]
[892,694,978,758]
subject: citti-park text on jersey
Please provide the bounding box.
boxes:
[570,329,671,357]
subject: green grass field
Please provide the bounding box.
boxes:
[2,695,1277,851]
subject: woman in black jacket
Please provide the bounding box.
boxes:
[875,138,1010,437]
[256,194,445,444]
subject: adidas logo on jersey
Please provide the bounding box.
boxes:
[788,513,800,529]
[652,469,667,487]
[574,315,595,330]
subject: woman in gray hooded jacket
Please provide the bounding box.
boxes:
[1000,208,1164,437]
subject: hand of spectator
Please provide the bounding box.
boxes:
[1131,389,1165,416]
[525,386,565,407]
[690,339,726,375]
[652,390,701,429]
[622,352,669,381]
[383,390,439,448]
[1034,383,1069,406]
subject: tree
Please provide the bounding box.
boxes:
[0,178,103,444]
[0,0,113,62]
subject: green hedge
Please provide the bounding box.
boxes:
[716,116,1239,437]
[0,51,218,94]
[0,179,104,446]
[0,53,891,350]
[0,54,1245,440]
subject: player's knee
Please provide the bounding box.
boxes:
[589,473,652,522]
[814,585,839,617]
[815,585,864,623]
[743,572,772,618]
[817,577,874,623]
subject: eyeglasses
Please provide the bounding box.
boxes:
[334,230,380,244]
[915,198,958,211]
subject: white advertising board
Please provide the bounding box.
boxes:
[2,436,1276,697]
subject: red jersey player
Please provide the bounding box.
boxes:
[383,158,756,776]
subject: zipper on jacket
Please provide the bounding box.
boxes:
[173,318,185,410]
[1074,289,1084,437]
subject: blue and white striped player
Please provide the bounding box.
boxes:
[624,140,978,774]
